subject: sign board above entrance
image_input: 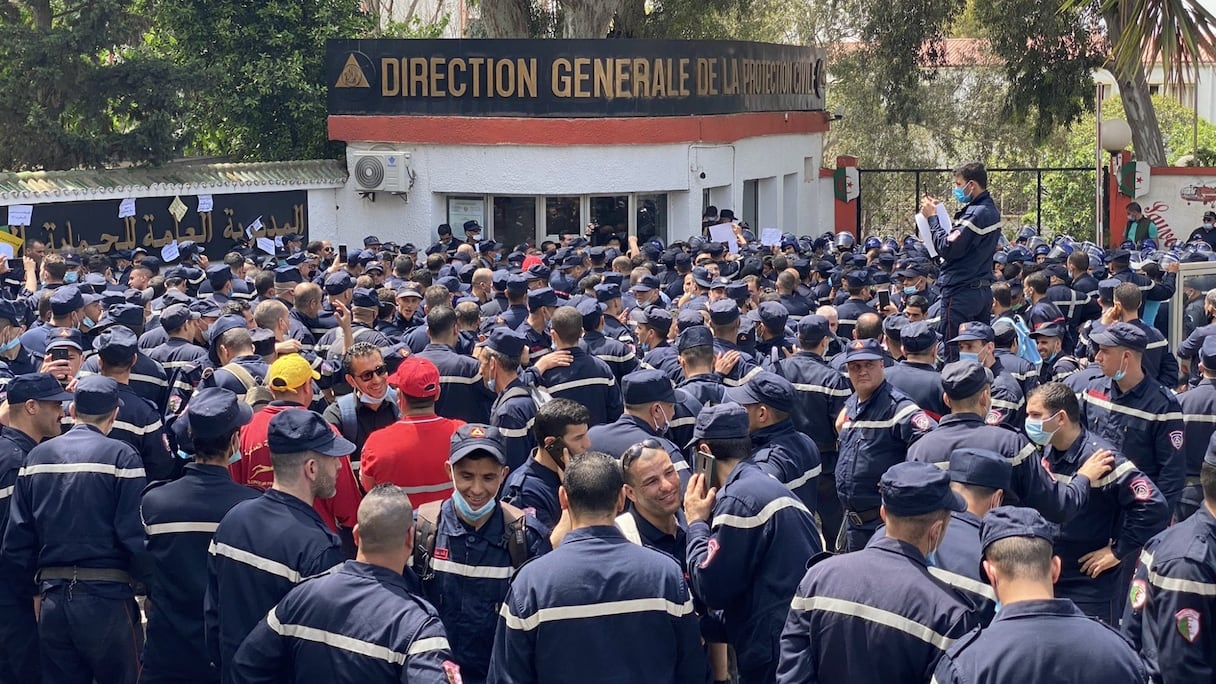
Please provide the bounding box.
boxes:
[327,39,826,117]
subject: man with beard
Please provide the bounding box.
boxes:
[204,410,350,680]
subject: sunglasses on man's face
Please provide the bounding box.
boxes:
[354,365,388,383]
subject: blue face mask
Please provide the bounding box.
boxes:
[1024,418,1054,446]
[952,185,970,204]
[359,386,396,406]
[451,487,496,523]
[0,335,20,354]
[958,351,980,364]
[82,316,96,329]
[1112,357,1128,383]
[486,376,496,392]
[228,448,243,465]
[63,271,78,284]
[903,286,918,295]
[925,550,938,567]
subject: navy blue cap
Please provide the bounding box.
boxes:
[1201,335,1216,369]
[323,272,354,295]
[364,261,384,274]
[949,448,1012,490]
[594,283,621,303]
[942,361,993,399]
[49,286,84,316]
[463,220,482,233]
[630,307,673,335]
[1105,249,1131,262]
[576,298,603,328]
[7,373,73,403]
[673,251,691,266]
[450,424,506,465]
[206,315,247,345]
[396,284,423,300]
[93,325,138,364]
[363,235,381,247]
[528,287,558,311]
[189,299,221,319]
[268,409,355,456]
[561,254,584,270]
[880,461,966,516]
[845,270,873,288]
[187,387,253,438]
[479,327,526,358]
[725,372,794,413]
[726,282,749,301]
[99,303,144,331]
[757,301,789,332]
[709,276,730,290]
[691,267,714,288]
[949,321,994,343]
[527,264,551,282]
[676,308,706,332]
[601,272,624,286]
[206,264,232,288]
[708,300,740,325]
[991,319,1017,346]
[980,506,1057,553]
[621,369,676,405]
[1089,321,1148,351]
[273,266,302,285]
[900,321,936,354]
[45,327,83,352]
[164,266,190,281]
[632,275,660,292]
[350,288,379,309]
[843,338,885,363]
[505,273,528,294]
[882,313,908,340]
[797,315,831,342]
[691,402,750,443]
[1028,321,1064,338]
[677,325,713,352]
[0,299,26,325]
[74,375,123,414]
[477,240,499,254]
[285,252,310,267]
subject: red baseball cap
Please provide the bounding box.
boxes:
[392,356,440,398]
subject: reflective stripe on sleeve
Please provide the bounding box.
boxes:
[789,595,956,651]
[499,596,695,632]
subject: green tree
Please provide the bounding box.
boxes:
[0,0,186,170]
[155,0,374,161]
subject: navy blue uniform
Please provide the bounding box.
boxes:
[686,461,822,683]
[750,420,821,514]
[713,337,762,387]
[496,304,529,330]
[204,489,345,678]
[615,508,688,571]
[587,413,690,484]
[1122,506,1216,683]
[80,351,170,412]
[581,329,639,383]
[419,500,551,684]
[3,424,149,684]
[676,372,727,407]
[1177,379,1216,520]
[107,381,174,481]
[993,348,1040,400]
[0,426,40,683]
[148,337,210,414]
[206,354,269,399]
[1042,429,1169,623]
[642,343,683,383]
[777,536,977,684]
[139,463,260,683]
[930,190,1000,355]
[231,561,455,683]
[933,599,1147,683]
[1109,264,1175,305]
[885,360,949,419]
[500,459,562,532]
[1079,376,1186,509]
[489,526,705,684]
[417,343,495,424]
[533,347,622,427]
[1129,317,1180,389]
[489,380,537,472]
[834,297,877,342]
[836,381,936,550]
[906,413,1092,521]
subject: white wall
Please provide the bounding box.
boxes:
[335,130,827,247]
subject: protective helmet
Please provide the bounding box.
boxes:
[835,232,856,250]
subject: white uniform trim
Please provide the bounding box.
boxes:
[958,218,1000,236]
[1140,550,1216,596]
[595,353,635,364]
[209,541,306,583]
[439,374,483,385]
[144,521,220,536]
[499,596,695,632]
[1050,460,1136,489]
[928,567,997,602]
[712,496,809,530]
[791,382,853,397]
[497,418,535,439]
[841,404,921,431]
[1182,413,1216,424]
[267,608,449,664]
[1012,443,1037,466]
[789,595,956,651]
[19,462,146,479]
[430,558,514,580]
[0,485,12,500]
[545,377,615,394]
[112,419,163,436]
[1082,394,1182,422]
[785,465,823,490]
[722,366,763,387]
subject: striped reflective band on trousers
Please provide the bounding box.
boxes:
[500,596,694,632]
[789,595,956,651]
[267,607,449,664]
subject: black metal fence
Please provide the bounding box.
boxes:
[855,166,1097,242]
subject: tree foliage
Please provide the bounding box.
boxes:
[0,0,187,171]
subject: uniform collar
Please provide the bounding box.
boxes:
[422,343,454,353]
[0,425,38,451]
[582,330,605,342]
[618,412,662,438]
[264,487,327,523]
[992,598,1085,622]
[900,360,937,370]
[183,462,237,479]
[562,525,628,545]
[678,372,723,386]
[341,559,418,593]
[751,420,795,446]
[867,534,931,568]
[951,509,982,529]
[795,351,828,363]
[630,508,686,546]
[937,412,983,427]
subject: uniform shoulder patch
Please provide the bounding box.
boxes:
[1176,608,1202,643]
[432,547,449,561]
[1169,430,1184,450]
[1128,579,1147,611]
[700,537,720,569]
[442,660,463,683]
[985,410,1003,425]
[1130,477,1154,502]
[911,412,932,431]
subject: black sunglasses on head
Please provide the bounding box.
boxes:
[621,438,663,472]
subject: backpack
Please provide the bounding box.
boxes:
[412,501,530,580]
[335,390,400,444]
[1010,315,1041,365]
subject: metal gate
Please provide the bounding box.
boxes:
[855,166,1097,241]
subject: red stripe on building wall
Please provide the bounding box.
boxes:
[329,111,830,145]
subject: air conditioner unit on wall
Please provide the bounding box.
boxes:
[352,150,412,194]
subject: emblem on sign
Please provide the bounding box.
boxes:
[336,53,371,89]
